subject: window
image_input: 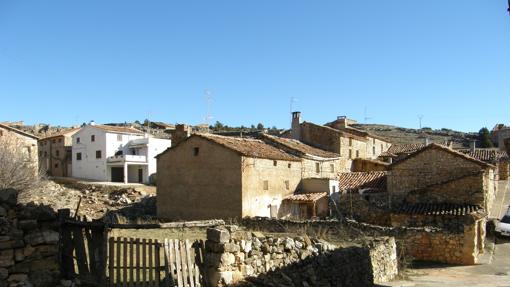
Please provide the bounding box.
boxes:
[349,138,353,147]
[76,153,82,160]
[193,147,199,156]
[372,146,376,155]
[373,138,376,144]
[0,130,3,137]
[54,163,59,168]
[52,139,56,144]
[330,164,335,173]
[44,151,47,157]
[56,150,60,157]
[273,160,277,166]
[263,180,269,190]
[91,135,95,142]
[58,138,62,143]
[381,144,383,151]
[349,149,352,159]
[96,150,102,159]
[315,162,320,173]
[332,185,336,193]
[117,134,123,141]
[77,137,80,143]
[285,180,290,190]
[356,150,360,158]
[288,163,291,168]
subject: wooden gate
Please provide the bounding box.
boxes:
[108,237,206,287]
[59,210,108,286]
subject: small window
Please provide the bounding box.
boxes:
[263,180,269,190]
[77,137,80,143]
[91,135,95,142]
[381,144,383,151]
[349,138,353,147]
[193,147,199,156]
[356,150,360,158]
[96,150,102,159]
[372,146,376,155]
[117,134,123,141]
[56,150,60,157]
[44,151,47,157]
[332,185,336,193]
[0,130,3,137]
[288,163,291,168]
[285,180,290,190]
[54,163,59,168]
[77,153,82,160]
[349,149,352,159]
[273,160,277,166]
[373,138,376,144]
[315,162,320,173]
[330,164,334,173]
[58,138,62,143]
[52,139,56,144]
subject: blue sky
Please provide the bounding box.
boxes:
[1,1,509,132]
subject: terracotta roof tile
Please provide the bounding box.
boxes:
[259,134,340,159]
[457,149,509,163]
[197,133,301,162]
[92,125,144,135]
[387,143,426,155]
[284,192,327,202]
[397,203,482,216]
[338,171,387,192]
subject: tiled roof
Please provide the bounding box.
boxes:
[0,123,39,140]
[301,122,368,142]
[284,192,327,202]
[387,143,426,155]
[40,128,80,140]
[397,203,482,216]
[259,134,340,159]
[390,143,494,169]
[197,133,301,162]
[92,125,144,135]
[457,149,509,163]
[338,171,387,192]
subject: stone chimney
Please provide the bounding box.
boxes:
[171,124,191,146]
[470,140,477,152]
[291,112,301,140]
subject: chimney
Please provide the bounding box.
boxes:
[470,140,477,152]
[171,124,191,146]
[337,116,348,128]
[424,137,430,146]
[291,111,301,140]
[89,120,96,126]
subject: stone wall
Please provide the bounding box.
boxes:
[0,189,61,287]
[203,226,398,286]
[351,158,389,172]
[240,217,482,266]
[338,193,391,226]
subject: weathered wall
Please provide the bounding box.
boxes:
[338,192,391,226]
[299,123,341,154]
[204,226,398,286]
[240,217,483,266]
[0,126,39,173]
[0,189,60,287]
[241,157,301,218]
[38,135,72,177]
[499,161,510,180]
[351,158,389,172]
[157,136,243,220]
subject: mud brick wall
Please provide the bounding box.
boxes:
[203,225,398,286]
[0,189,60,287]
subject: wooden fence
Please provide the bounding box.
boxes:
[108,237,206,287]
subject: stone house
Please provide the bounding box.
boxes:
[491,124,510,150]
[388,143,496,216]
[378,143,426,163]
[156,133,341,221]
[290,112,391,171]
[38,128,79,177]
[457,148,509,180]
[0,123,39,172]
[72,123,171,184]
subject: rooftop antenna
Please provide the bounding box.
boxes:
[418,114,424,129]
[363,106,372,124]
[204,90,214,129]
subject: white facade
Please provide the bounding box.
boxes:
[71,125,171,183]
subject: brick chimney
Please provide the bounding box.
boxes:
[171,124,191,146]
[291,112,301,140]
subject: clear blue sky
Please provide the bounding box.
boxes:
[1,1,509,132]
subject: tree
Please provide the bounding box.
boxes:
[0,136,43,191]
[213,121,224,131]
[256,123,264,130]
[478,127,493,148]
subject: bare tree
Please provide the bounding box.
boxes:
[0,136,43,191]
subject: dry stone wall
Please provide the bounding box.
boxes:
[0,189,62,287]
[203,225,398,286]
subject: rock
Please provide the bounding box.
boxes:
[60,279,73,287]
[220,253,235,266]
[18,220,38,232]
[0,189,18,206]
[0,206,6,217]
[0,267,7,280]
[24,231,59,246]
[284,238,295,251]
[8,273,28,282]
[207,228,230,243]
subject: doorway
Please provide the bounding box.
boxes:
[138,168,143,183]
[111,167,123,182]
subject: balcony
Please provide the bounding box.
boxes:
[107,154,147,164]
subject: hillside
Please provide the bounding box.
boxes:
[352,124,478,148]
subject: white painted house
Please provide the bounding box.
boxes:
[71,123,171,183]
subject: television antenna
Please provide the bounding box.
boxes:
[363,106,372,124]
[204,90,214,126]
[418,114,424,129]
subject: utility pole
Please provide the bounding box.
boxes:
[363,106,372,124]
[418,114,424,129]
[204,90,213,129]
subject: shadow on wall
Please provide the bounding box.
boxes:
[232,247,375,287]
